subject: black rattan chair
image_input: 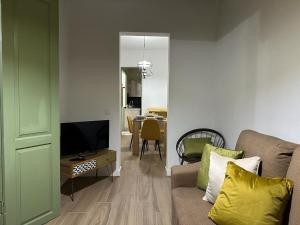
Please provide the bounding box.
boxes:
[176,128,225,165]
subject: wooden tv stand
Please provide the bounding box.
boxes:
[60,149,116,201]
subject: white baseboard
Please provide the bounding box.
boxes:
[165,166,171,176]
[113,166,122,176]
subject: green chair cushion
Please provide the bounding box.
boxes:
[183,137,211,158]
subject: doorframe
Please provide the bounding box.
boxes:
[118,32,170,174]
[0,1,4,222]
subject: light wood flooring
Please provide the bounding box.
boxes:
[46,134,171,225]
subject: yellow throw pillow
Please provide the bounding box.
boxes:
[209,162,293,225]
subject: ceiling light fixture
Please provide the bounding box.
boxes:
[138,36,153,79]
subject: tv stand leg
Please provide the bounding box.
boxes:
[70,179,74,201]
[110,163,113,182]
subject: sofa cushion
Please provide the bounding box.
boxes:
[172,187,215,225]
[235,130,299,177]
[209,162,293,225]
[197,144,244,190]
[204,152,261,203]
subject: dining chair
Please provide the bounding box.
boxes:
[127,116,134,150]
[140,119,162,160]
[127,115,148,151]
[176,128,225,165]
[147,108,167,118]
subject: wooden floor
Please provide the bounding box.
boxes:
[46,135,171,225]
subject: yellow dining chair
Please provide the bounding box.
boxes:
[140,119,162,160]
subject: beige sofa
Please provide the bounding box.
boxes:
[171,130,300,225]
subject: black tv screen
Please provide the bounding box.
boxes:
[60,120,109,156]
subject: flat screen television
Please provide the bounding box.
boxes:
[60,120,109,157]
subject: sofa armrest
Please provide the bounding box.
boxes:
[171,162,200,189]
[287,148,300,225]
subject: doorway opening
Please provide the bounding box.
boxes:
[119,33,170,171]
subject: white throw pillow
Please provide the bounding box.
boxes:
[203,151,261,203]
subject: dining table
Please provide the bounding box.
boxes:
[132,116,167,158]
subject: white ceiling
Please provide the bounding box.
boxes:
[120,35,169,50]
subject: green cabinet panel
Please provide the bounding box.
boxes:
[17,0,51,136]
[1,0,59,224]
[17,145,52,224]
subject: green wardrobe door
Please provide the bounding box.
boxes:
[1,0,59,224]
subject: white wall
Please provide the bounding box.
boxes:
[120,48,169,114]
[216,0,300,147]
[60,0,300,175]
[215,11,259,148]
[167,40,218,170]
[59,0,219,175]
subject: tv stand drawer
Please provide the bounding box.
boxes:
[72,159,97,176]
[61,150,116,178]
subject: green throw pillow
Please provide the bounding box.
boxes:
[197,144,244,190]
[183,138,211,158]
